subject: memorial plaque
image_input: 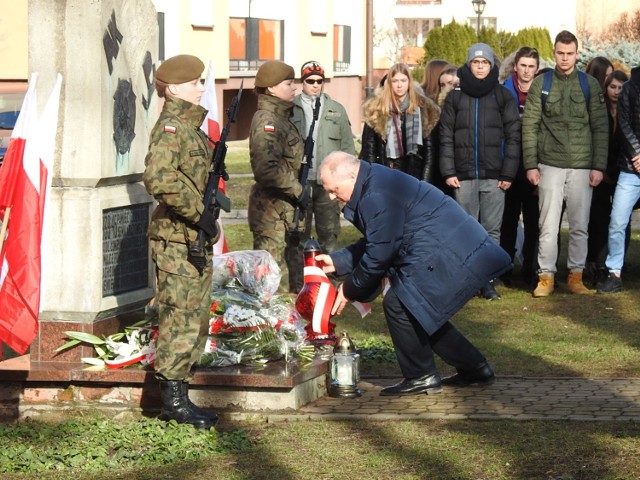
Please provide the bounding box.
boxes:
[102,204,150,296]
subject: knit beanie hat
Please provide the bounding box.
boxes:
[300,61,325,81]
[255,60,295,88]
[466,43,495,68]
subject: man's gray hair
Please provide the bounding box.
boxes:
[321,151,359,175]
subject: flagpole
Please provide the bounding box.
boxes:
[0,207,10,253]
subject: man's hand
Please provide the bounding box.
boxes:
[331,283,350,316]
[498,180,512,191]
[314,254,336,274]
[589,170,603,187]
[445,176,461,189]
[631,155,640,173]
[527,169,540,186]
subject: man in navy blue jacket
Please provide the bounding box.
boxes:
[316,151,511,396]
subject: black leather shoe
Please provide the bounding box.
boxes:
[481,281,501,300]
[442,363,495,387]
[380,373,442,396]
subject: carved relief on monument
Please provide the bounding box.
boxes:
[101,6,158,176]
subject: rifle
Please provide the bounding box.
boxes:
[188,81,243,273]
[290,94,321,245]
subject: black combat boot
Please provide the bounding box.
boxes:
[182,381,219,425]
[158,381,213,429]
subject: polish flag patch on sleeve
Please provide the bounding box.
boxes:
[264,124,275,133]
[164,125,177,134]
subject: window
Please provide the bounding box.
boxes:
[333,25,351,72]
[229,18,284,72]
[468,16,497,31]
[396,18,441,46]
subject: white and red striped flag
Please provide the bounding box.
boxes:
[200,61,229,255]
[0,73,62,355]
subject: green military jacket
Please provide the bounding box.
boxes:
[143,96,216,246]
[522,68,609,171]
[291,92,356,183]
[248,93,304,227]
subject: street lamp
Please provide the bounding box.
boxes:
[472,0,486,37]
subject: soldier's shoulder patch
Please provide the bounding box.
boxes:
[264,124,275,133]
[599,92,605,104]
[164,125,177,134]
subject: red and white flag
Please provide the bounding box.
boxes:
[0,73,62,355]
[200,61,228,255]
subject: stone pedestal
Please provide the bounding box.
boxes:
[28,0,159,362]
[0,355,330,419]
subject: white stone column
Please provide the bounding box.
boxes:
[29,0,159,362]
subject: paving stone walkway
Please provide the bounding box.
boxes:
[228,376,640,423]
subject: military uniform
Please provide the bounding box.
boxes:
[248,93,304,293]
[143,95,218,382]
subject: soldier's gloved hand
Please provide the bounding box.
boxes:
[196,210,218,238]
[297,186,310,213]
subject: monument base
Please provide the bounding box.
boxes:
[0,355,329,421]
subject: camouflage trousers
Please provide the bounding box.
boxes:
[151,240,213,381]
[248,193,304,293]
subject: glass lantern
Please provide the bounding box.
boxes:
[328,331,361,398]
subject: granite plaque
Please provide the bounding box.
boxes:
[103,204,150,296]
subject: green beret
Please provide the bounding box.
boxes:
[156,54,204,84]
[255,60,295,88]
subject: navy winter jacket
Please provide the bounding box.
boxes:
[439,68,521,182]
[330,162,512,335]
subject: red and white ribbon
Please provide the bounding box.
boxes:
[303,265,337,334]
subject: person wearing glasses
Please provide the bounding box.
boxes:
[439,43,521,300]
[359,63,441,183]
[291,61,356,259]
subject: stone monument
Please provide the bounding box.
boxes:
[28,0,159,362]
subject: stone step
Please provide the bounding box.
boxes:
[0,355,329,421]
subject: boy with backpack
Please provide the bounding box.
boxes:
[439,43,521,300]
[522,30,609,297]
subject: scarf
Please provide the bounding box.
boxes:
[511,73,528,115]
[300,92,323,178]
[385,95,422,160]
[459,64,499,98]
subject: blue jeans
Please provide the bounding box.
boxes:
[605,171,640,274]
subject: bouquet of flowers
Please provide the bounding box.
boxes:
[55,319,157,369]
[199,251,314,367]
[211,249,281,301]
[199,291,310,367]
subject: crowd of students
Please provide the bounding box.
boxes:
[359,30,639,299]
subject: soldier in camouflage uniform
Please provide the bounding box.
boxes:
[143,54,220,430]
[248,60,306,293]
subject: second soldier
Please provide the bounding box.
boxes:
[248,60,305,293]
